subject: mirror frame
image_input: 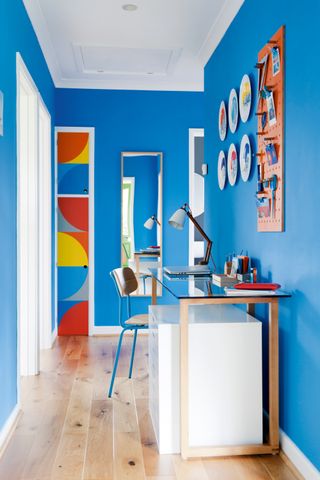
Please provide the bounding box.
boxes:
[121,151,163,297]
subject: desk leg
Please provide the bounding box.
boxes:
[151,276,157,305]
[180,300,189,459]
[247,303,256,316]
[269,301,279,450]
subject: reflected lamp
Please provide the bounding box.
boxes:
[144,214,161,230]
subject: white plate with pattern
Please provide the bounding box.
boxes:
[227,143,238,186]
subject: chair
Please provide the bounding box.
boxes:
[108,267,149,397]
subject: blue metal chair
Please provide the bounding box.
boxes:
[108,267,148,397]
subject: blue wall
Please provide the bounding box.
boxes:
[123,155,158,250]
[0,0,55,431]
[55,88,204,325]
[204,0,320,469]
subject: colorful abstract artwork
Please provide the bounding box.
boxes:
[58,164,89,194]
[58,132,89,164]
[57,132,90,336]
[58,132,89,195]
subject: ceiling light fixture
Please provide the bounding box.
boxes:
[122,4,138,11]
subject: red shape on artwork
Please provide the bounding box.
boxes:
[68,232,89,257]
[57,132,88,164]
[59,197,88,231]
[58,301,88,336]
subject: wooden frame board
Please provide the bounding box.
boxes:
[257,26,285,232]
[151,281,280,459]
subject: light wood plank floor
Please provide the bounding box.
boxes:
[0,335,301,480]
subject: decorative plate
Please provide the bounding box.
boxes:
[218,101,227,141]
[228,88,239,133]
[217,150,227,190]
[227,143,238,186]
[239,74,252,123]
[240,134,252,182]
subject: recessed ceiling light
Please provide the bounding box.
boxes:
[122,4,138,11]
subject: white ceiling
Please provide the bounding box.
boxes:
[23,0,244,91]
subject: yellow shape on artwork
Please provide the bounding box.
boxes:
[58,232,88,266]
[57,132,89,164]
[66,142,89,164]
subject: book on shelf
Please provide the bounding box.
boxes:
[212,274,238,287]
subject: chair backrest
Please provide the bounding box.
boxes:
[111,267,138,297]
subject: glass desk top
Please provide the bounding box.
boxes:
[148,268,291,300]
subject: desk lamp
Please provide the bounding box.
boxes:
[169,203,212,265]
[144,215,161,230]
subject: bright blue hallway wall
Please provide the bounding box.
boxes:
[204,0,320,469]
[55,88,204,325]
[0,1,55,431]
[123,155,158,250]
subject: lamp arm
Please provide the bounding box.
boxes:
[152,215,161,226]
[186,210,212,265]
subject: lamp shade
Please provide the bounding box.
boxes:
[168,208,187,230]
[144,216,155,230]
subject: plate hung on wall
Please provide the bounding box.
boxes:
[217,150,227,190]
[218,101,227,141]
[240,134,252,181]
[228,88,239,133]
[239,74,252,122]
[227,143,238,186]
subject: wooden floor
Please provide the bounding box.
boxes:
[0,335,301,480]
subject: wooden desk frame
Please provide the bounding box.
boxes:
[151,277,279,459]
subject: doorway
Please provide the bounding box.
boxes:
[122,177,135,265]
[188,128,205,266]
[16,53,52,378]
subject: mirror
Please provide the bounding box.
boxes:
[121,152,162,296]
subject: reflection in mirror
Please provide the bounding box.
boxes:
[121,152,162,296]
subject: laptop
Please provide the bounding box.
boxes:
[164,265,211,276]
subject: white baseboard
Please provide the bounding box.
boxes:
[91,326,149,336]
[51,326,57,347]
[0,404,21,459]
[280,428,320,480]
[263,410,319,479]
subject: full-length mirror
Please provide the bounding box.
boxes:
[121,152,162,296]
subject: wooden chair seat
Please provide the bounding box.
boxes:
[125,314,149,326]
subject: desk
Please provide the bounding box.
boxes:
[149,268,291,459]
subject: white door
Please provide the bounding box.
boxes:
[17,53,52,378]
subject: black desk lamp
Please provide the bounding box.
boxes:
[169,203,212,265]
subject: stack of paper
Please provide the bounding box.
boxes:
[225,288,276,296]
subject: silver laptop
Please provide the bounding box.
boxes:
[164,265,211,276]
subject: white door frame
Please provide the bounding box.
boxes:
[38,98,52,349]
[16,53,52,380]
[188,128,204,266]
[55,127,95,336]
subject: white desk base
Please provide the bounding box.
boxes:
[148,304,262,454]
